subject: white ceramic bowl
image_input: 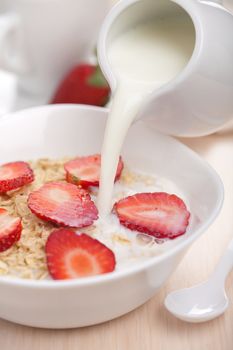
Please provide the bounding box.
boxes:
[0,105,223,328]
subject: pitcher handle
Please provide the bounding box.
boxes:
[0,13,30,74]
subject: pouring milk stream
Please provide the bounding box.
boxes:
[97,16,195,216]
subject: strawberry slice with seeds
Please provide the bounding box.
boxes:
[114,192,190,240]
[45,229,116,280]
[0,208,22,252]
[64,154,124,188]
[28,181,98,227]
[0,161,34,193]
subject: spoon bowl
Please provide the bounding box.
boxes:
[165,281,229,323]
[165,238,233,322]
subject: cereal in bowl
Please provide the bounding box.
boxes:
[0,156,190,280]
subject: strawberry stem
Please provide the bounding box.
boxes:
[87,66,109,88]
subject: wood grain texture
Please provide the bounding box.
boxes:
[0,1,233,349]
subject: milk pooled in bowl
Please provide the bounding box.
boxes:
[98,17,195,215]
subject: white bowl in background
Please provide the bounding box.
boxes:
[0,105,223,328]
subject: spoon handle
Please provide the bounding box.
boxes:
[210,238,233,285]
[202,0,222,4]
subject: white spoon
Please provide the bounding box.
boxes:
[165,239,233,323]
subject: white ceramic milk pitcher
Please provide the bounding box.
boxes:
[98,0,233,137]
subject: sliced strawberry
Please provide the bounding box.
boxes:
[114,192,190,240]
[0,161,34,193]
[0,208,22,252]
[65,154,124,188]
[27,181,98,227]
[45,229,116,280]
[50,64,110,106]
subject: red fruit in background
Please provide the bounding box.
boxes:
[64,154,124,188]
[50,64,110,106]
[0,161,34,193]
[114,192,190,240]
[27,181,98,228]
[45,229,116,280]
[0,208,22,252]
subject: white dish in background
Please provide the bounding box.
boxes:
[0,70,49,115]
[0,0,109,108]
[0,71,17,115]
[0,105,223,328]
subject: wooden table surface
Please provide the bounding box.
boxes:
[1,1,233,349]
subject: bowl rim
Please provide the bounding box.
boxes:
[0,104,224,288]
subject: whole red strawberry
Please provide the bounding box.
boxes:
[50,64,110,106]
